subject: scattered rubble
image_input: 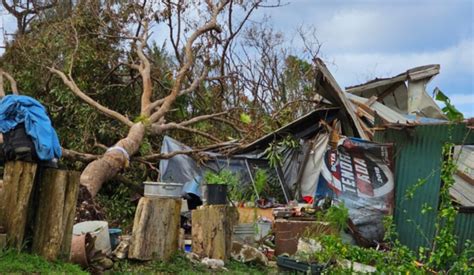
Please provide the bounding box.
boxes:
[231,241,269,266]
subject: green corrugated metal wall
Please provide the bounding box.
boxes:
[455,212,474,251]
[374,122,474,251]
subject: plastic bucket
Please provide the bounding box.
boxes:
[109,228,122,250]
[73,221,111,253]
[207,184,227,205]
[233,223,255,245]
[70,233,89,268]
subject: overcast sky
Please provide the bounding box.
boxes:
[1,0,473,117]
[259,0,474,117]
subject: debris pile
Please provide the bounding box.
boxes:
[153,59,472,273]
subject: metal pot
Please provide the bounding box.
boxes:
[143,182,184,198]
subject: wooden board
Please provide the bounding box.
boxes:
[237,207,274,224]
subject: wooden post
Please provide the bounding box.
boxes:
[192,205,239,262]
[0,161,38,250]
[31,169,80,261]
[129,197,182,261]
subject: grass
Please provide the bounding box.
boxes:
[0,250,273,274]
[110,253,272,274]
[0,249,86,274]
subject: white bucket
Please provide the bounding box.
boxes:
[73,221,111,253]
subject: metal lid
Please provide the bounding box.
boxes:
[143,181,183,186]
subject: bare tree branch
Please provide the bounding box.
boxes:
[0,69,19,95]
[0,73,4,98]
[62,148,99,162]
[152,122,223,143]
[133,20,153,116]
[148,0,230,123]
[49,67,134,127]
[146,65,210,113]
[1,0,57,34]
[179,111,229,127]
[136,149,198,162]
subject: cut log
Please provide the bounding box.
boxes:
[32,169,80,261]
[192,205,239,262]
[0,180,3,205]
[0,161,38,250]
[129,197,182,261]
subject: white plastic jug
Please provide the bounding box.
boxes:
[73,221,111,253]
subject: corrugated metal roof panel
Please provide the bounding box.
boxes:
[374,122,474,251]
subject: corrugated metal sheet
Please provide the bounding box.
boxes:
[455,212,474,252]
[374,122,474,251]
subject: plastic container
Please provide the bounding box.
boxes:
[207,184,227,205]
[276,255,325,274]
[233,223,255,245]
[108,228,122,250]
[73,221,111,253]
[70,233,89,268]
[143,182,183,198]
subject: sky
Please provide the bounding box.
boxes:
[256,0,474,117]
[0,0,473,117]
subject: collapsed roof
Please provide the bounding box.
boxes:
[345,64,447,121]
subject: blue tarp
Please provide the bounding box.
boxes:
[0,95,62,160]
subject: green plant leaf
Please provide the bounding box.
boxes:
[240,113,252,124]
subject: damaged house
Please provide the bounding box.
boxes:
[159,58,473,254]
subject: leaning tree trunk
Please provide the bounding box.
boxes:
[81,123,145,197]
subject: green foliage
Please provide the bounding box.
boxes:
[383,215,397,241]
[305,143,474,273]
[138,138,152,156]
[239,113,252,124]
[315,203,349,231]
[263,142,282,168]
[204,169,239,186]
[253,168,268,196]
[309,235,419,273]
[264,135,300,168]
[324,203,349,231]
[96,182,137,231]
[426,142,459,270]
[0,249,85,274]
[133,115,151,125]
[434,88,464,122]
[395,139,473,272]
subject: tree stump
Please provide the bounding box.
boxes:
[31,169,80,261]
[0,161,38,250]
[129,197,182,261]
[192,205,239,262]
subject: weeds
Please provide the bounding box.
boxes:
[0,249,85,274]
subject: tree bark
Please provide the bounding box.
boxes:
[0,161,38,250]
[192,205,239,262]
[32,169,80,261]
[129,197,182,261]
[81,122,145,197]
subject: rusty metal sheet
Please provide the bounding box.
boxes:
[274,219,335,256]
